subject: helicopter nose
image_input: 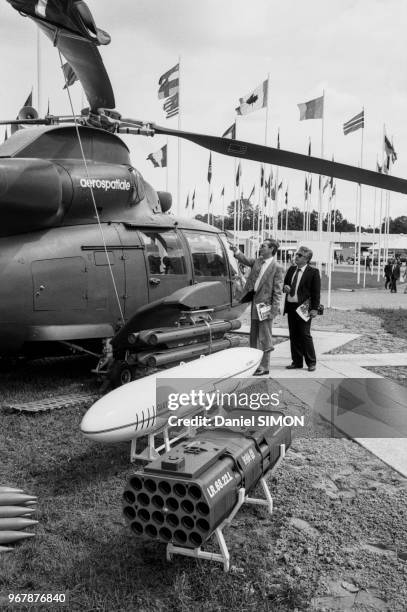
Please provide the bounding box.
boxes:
[0,159,71,236]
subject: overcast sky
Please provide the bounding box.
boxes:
[1,0,406,225]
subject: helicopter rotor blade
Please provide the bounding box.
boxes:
[150,123,407,196]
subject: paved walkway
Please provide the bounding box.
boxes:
[237,324,407,477]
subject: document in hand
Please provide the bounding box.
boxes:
[296,300,310,321]
[256,302,272,321]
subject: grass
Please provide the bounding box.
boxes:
[360,307,407,339]
[319,268,386,291]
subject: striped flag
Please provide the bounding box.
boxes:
[146,144,167,168]
[236,80,268,116]
[158,63,179,99]
[163,93,179,119]
[222,123,236,139]
[298,95,324,120]
[343,110,364,135]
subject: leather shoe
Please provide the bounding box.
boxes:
[308,365,316,372]
[253,368,269,376]
[285,364,303,370]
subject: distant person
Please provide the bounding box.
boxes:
[384,259,392,290]
[365,255,371,271]
[390,258,401,293]
[283,246,321,372]
[339,254,344,263]
[231,238,283,376]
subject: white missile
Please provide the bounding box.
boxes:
[81,347,263,443]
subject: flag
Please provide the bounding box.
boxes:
[209,192,213,204]
[277,130,280,149]
[270,184,276,201]
[222,123,236,139]
[304,177,308,199]
[4,128,7,142]
[278,180,283,191]
[207,153,212,183]
[163,93,179,119]
[185,193,189,209]
[285,188,288,206]
[7,0,111,45]
[221,186,225,197]
[343,110,364,135]
[146,144,167,168]
[376,160,382,173]
[192,189,196,210]
[248,184,255,201]
[269,167,273,182]
[265,177,270,197]
[308,177,312,194]
[260,165,264,187]
[298,95,324,120]
[158,63,179,99]
[308,139,311,156]
[236,162,241,186]
[384,135,397,163]
[323,178,330,193]
[236,80,268,115]
[62,62,78,89]
[331,184,336,197]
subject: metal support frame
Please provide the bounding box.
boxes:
[166,443,286,571]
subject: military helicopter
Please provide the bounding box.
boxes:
[1,0,407,386]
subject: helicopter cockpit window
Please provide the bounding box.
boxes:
[183,232,228,277]
[139,230,186,275]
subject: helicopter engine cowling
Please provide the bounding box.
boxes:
[157,191,172,213]
[0,158,72,236]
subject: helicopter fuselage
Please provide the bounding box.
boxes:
[0,125,245,359]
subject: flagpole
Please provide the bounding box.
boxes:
[274,129,280,240]
[177,56,182,216]
[356,108,364,284]
[372,185,377,275]
[233,119,239,245]
[318,90,325,241]
[285,184,289,269]
[222,188,225,232]
[166,137,169,192]
[36,28,41,115]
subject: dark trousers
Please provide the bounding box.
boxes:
[390,278,398,292]
[286,302,316,367]
[385,276,391,290]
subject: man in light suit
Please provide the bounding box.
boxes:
[232,238,283,376]
[283,246,320,372]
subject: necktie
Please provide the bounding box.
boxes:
[289,267,299,297]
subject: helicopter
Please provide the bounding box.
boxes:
[1,0,407,386]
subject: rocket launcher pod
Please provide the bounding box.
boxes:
[123,418,291,549]
[0,531,35,545]
[0,506,36,518]
[0,518,39,530]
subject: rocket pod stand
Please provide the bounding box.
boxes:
[166,443,286,572]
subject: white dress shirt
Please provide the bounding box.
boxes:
[254,256,274,292]
[287,266,305,303]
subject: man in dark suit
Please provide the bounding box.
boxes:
[384,259,392,290]
[390,258,401,293]
[283,246,320,372]
[232,238,283,376]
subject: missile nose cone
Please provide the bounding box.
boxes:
[81,379,156,443]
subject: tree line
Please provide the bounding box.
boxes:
[194,199,407,234]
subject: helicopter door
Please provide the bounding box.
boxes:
[138,229,189,302]
[182,231,230,305]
